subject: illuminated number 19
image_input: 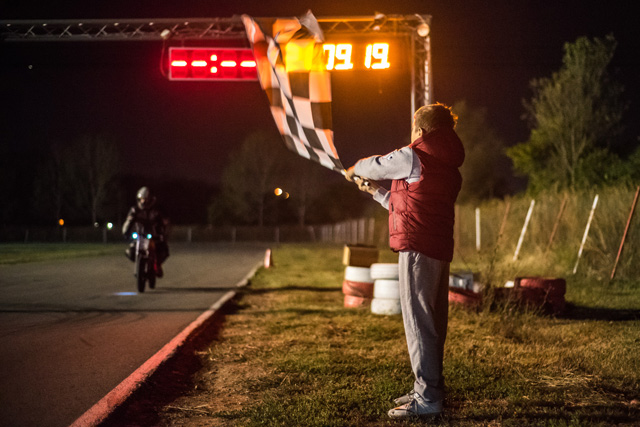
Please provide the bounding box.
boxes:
[323,44,353,70]
[365,43,390,69]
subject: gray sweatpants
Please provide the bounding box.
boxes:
[398,250,450,402]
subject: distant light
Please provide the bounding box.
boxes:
[107,222,114,230]
[283,192,290,199]
[58,219,64,226]
[274,188,283,196]
[94,222,100,228]
[132,232,139,239]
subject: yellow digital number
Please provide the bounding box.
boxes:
[323,44,336,70]
[365,43,390,69]
[323,43,353,70]
[334,44,353,70]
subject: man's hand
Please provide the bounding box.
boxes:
[356,178,381,195]
[345,165,380,195]
[344,166,357,182]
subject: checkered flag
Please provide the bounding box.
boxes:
[242,12,345,174]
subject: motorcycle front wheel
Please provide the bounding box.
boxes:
[148,270,156,289]
[136,256,146,293]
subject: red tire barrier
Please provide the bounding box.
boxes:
[448,287,482,309]
[493,277,567,315]
[517,277,566,297]
[344,294,371,308]
[516,277,566,315]
[342,280,374,298]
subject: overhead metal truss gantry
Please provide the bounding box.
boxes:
[1,14,432,112]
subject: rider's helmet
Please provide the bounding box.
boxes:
[136,186,156,210]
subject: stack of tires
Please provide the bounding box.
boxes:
[343,266,374,308]
[370,263,402,315]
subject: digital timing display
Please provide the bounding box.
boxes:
[322,43,391,71]
[168,41,397,80]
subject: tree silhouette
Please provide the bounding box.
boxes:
[507,35,627,192]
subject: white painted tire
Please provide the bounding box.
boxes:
[373,279,400,299]
[344,266,372,283]
[371,298,402,315]
[370,263,399,280]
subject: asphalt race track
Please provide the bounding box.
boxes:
[0,242,267,427]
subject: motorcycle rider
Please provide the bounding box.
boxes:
[122,186,170,277]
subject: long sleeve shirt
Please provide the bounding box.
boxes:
[353,146,422,210]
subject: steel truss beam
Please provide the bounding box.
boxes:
[1,14,432,107]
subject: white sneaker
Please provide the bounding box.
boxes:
[388,394,442,419]
[393,390,416,406]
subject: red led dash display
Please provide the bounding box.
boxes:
[169,48,258,81]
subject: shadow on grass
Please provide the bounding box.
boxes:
[562,303,640,321]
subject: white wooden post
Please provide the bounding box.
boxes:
[573,194,599,274]
[475,207,481,252]
[513,200,535,261]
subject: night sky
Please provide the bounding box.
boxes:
[2,1,639,187]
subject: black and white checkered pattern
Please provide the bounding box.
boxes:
[242,14,344,173]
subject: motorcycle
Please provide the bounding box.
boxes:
[131,231,157,293]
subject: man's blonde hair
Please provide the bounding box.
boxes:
[413,103,457,133]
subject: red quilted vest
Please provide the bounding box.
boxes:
[388,127,465,262]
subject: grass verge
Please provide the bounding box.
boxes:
[0,243,122,264]
[133,244,640,426]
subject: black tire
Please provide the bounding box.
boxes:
[136,256,146,293]
[148,269,156,289]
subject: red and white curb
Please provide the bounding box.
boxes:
[69,259,264,427]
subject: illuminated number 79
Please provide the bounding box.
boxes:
[365,43,390,69]
[323,44,353,70]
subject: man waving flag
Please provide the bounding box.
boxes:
[242,11,345,173]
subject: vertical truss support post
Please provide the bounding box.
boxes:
[409,22,432,114]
